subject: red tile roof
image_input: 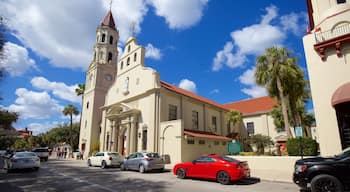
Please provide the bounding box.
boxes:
[160,81,228,111]
[224,96,276,115]
[101,10,116,29]
[184,129,232,141]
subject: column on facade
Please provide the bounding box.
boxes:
[117,125,124,155]
[129,115,138,153]
[126,120,132,155]
[109,121,114,151]
[114,120,119,152]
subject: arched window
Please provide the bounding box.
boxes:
[99,52,104,60]
[108,52,113,62]
[109,36,113,44]
[128,45,131,52]
[86,102,89,109]
[123,77,129,94]
[127,57,130,66]
[337,0,346,4]
[134,53,137,62]
[120,61,124,69]
[96,35,99,42]
[93,51,96,61]
[102,34,106,42]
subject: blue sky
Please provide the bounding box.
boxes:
[0,0,310,135]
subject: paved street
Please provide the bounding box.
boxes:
[0,159,300,192]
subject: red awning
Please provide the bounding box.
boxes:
[332,82,350,106]
[184,130,232,141]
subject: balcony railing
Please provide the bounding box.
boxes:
[315,23,350,43]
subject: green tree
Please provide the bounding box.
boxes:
[226,109,243,135]
[255,47,299,137]
[248,134,274,154]
[62,104,79,153]
[0,129,18,149]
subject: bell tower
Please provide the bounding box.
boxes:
[79,9,119,157]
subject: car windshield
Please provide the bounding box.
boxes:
[219,155,240,164]
[146,153,160,158]
[108,152,120,157]
[335,147,350,159]
[33,148,48,152]
[15,152,37,157]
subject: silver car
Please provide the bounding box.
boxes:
[4,152,40,173]
[121,152,165,173]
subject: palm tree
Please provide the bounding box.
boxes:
[255,47,298,137]
[75,84,85,130]
[62,104,79,155]
[226,110,243,137]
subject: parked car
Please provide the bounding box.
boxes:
[3,151,40,173]
[32,148,49,161]
[120,152,165,173]
[173,154,250,185]
[293,147,350,192]
[87,152,123,169]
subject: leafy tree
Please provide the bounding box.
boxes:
[0,129,18,149]
[13,139,31,150]
[62,104,79,153]
[226,109,242,135]
[248,134,274,154]
[255,47,300,137]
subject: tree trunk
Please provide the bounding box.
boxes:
[70,113,73,157]
[276,77,292,137]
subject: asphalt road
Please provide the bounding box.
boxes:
[0,158,300,192]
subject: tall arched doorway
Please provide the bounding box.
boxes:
[332,82,350,149]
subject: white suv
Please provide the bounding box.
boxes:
[87,152,123,169]
[32,148,49,161]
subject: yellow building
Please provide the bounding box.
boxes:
[303,0,350,155]
[79,10,289,164]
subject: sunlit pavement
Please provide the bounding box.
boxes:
[0,158,300,192]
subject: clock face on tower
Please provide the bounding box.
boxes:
[105,74,113,81]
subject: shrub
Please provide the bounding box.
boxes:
[286,137,317,156]
[239,152,256,156]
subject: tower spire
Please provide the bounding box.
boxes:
[109,0,112,11]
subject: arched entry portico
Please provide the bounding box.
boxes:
[332,82,350,149]
[105,103,140,155]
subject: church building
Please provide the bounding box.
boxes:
[79,10,234,164]
[79,9,289,164]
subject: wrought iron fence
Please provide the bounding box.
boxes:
[315,23,350,43]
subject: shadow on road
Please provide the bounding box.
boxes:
[234,177,261,185]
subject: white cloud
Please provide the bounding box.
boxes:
[0,0,148,70]
[241,86,267,98]
[212,42,246,71]
[0,42,37,76]
[27,121,61,135]
[105,0,148,41]
[145,43,162,60]
[178,79,197,93]
[210,89,220,94]
[31,76,81,103]
[148,0,208,29]
[280,12,308,36]
[212,5,307,71]
[238,67,267,98]
[261,5,278,25]
[7,88,63,119]
[230,24,285,55]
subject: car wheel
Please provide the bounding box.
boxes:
[176,168,186,179]
[217,171,231,185]
[158,168,164,172]
[34,167,39,171]
[101,161,107,169]
[139,164,145,173]
[87,159,92,167]
[120,163,126,171]
[311,174,344,192]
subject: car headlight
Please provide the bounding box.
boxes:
[295,165,307,173]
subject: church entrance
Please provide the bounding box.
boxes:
[335,101,350,150]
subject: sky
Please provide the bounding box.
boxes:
[0,0,310,135]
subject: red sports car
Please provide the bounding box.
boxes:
[173,154,250,185]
